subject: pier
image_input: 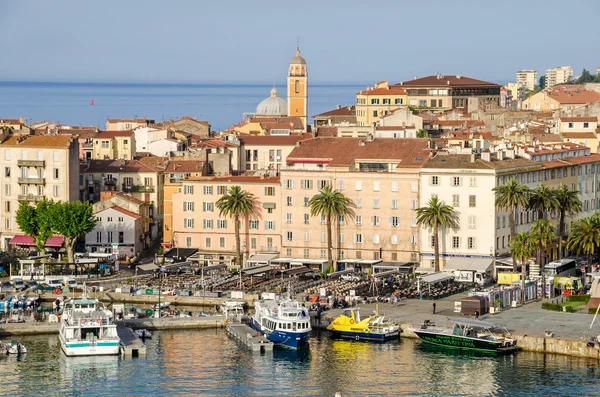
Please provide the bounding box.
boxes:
[226,323,273,353]
[117,324,147,358]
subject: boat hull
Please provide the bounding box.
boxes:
[329,329,399,342]
[59,335,120,357]
[250,318,310,349]
[413,330,508,352]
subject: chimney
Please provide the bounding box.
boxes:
[358,140,366,146]
[470,153,476,163]
[19,116,25,124]
[506,148,515,159]
[482,151,491,162]
[336,105,341,109]
[497,150,504,161]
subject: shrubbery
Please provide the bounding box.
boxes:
[566,294,591,303]
[542,302,561,311]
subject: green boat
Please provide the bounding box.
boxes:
[412,318,519,353]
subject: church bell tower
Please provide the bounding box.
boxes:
[287,47,308,132]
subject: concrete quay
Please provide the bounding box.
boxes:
[122,316,226,330]
[117,324,147,358]
[0,322,59,337]
[226,323,273,353]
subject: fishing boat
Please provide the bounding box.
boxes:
[411,318,519,353]
[3,340,27,355]
[134,329,152,339]
[59,293,120,356]
[250,298,311,349]
[327,307,400,342]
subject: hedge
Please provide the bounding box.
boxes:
[567,294,591,303]
[589,307,600,315]
[542,302,562,311]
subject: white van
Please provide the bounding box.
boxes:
[65,279,78,288]
[13,278,25,290]
[47,279,63,288]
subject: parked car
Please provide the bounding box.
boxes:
[13,278,25,290]
[341,273,361,282]
[1,281,13,289]
[301,271,321,281]
[47,279,63,288]
[26,281,38,289]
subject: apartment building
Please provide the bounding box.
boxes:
[516,70,538,91]
[545,66,573,88]
[280,137,431,271]
[522,88,600,112]
[171,176,282,268]
[356,81,408,126]
[105,118,154,131]
[0,133,80,250]
[238,134,308,172]
[92,130,136,160]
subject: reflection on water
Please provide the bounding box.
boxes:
[0,331,599,397]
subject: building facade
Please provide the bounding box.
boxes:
[516,70,538,91]
[545,66,574,88]
[287,49,308,131]
[356,81,408,126]
[92,130,136,160]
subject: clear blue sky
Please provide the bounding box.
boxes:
[1,0,598,84]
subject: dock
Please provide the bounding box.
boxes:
[117,324,147,358]
[226,323,273,353]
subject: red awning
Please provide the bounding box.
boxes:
[9,236,64,247]
[161,243,173,249]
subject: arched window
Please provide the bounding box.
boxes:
[391,235,398,245]
[373,234,380,244]
[295,80,300,93]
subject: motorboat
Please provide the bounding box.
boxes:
[134,329,152,339]
[3,340,27,355]
[152,302,170,310]
[59,293,120,356]
[411,318,519,353]
[223,301,246,323]
[250,298,311,349]
[327,307,400,342]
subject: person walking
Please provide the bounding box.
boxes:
[432,302,437,314]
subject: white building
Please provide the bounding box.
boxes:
[545,66,574,88]
[148,138,184,157]
[86,205,143,256]
[516,70,538,91]
[133,126,169,153]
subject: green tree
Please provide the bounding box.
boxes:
[493,178,530,272]
[309,184,355,273]
[50,201,97,264]
[530,219,556,299]
[528,184,558,220]
[567,215,600,271]
[539,75,545,89]
[416,197,459,272]
[509,232,536,301]
[553,185,582,258]
[417,129,428,138]
[15,201,53,255]
[576,68,594,84]
[216,186,257,270]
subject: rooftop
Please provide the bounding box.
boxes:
[546,89,600,104]
[560,116,598,122]
[396,74,500,88]
[95,130,134,139]
[94,205,141,219]
[83,159,161,173]
[423,153,539,170]
[238,134,311,146]
[165,160,205,173]
[313,106,356,118]
[0,135,74,148]
[186,175,280,184]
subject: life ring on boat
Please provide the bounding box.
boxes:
[273,308,278,314]
[81,319,87,325]
[96,318,102,325]
[349,319,355,324]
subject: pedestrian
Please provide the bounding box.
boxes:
[432,302,436,314]
[475,310,480,320]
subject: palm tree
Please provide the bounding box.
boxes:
[509,232,536,301]
[528,184,558,221]
[567,215,600,272]
[416,197,459,272]
[530,219,556,299]
[309,185,355,273]
[493,179,531,272]
[216,186,257,269]
[553,185,582,258]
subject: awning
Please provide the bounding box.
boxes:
[281,267,312,276]
[443,258,494,273]
[262,202,276,209]
[242,264,273,276]
[10,235,64,247]
[246,254,278,263]
[374,262,416,274]
[420,272,453,284]
[271,257,294,264]
[138,263,159,271]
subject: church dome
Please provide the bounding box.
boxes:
[256,86,287,116]
[290,49,306,65]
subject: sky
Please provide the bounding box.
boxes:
[1,0,599,85]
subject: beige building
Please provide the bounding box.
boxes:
[516,70,537,91]
[356,81,408,126]
[280,137,432,272]
[105,118,154,131]
[238,134,309,172]
[0,133,80,250]
[558,116,598,133]
[522,88,600,112]
[92,130,136,160]
[545,66,573,88]
[313,105,356,127]
[171,176,282,268]
[163,116,210,138]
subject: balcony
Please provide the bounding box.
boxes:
[17,177,45,184]
[259,246,279,254]
[18,194,45,202]
[122,184,155,193]
[17,160,45,167]
[82,142,93,149]
[104,178,116,186]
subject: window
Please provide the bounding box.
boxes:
[4,150,9,161]
[286,196,292,206]
[96,232,102,243]
[286,232,294,242]
[123,177,133,187]
[430,235,435,248]
[469,177,477,187]
[144,177,152,187]
[300,180,313,189]
[356,198,362,208]
[184,185,194,195]
[373,198,380,209]
[391,181,398,192]
[53,185,59,197]
[338,214,345,225]
[286,248,293,256]
[353,234,364,244]
[390,235,399,245]
[217,186,227,195]
[4,184,10,196]
[411,216,417,227]
[304,213,310,224]
[452,194,460,207]
[317,180,328,189]
[338,233,344,243]
[373,181,380,191]
[468,237,476,249]
[295,80,300,93]
[264,187,275,196]
[203,219,213,229]
[373,234,380,244]
[304,232,310,242]
[186,237,192,248]
[4,201,9,213]
[452,236,460,249]
[339,250,345,259]
[320,249,326,258]
[119,232,124,244]
[468,216,476,229]
[101,140,109,149]
[409,200,417,210]
[410,235,417,246]
[265,220,275,230]
[184,218,195,228]
[568,122,574,128]
[395,98,403,105]
[320,214,326,224]
[389,216,399,227]
[371,216,380,227]
[50,168,59,179]
[320,232,326,243]
[303,248,310,259]
[355,215,362,226]
[249,220,259,230]
[118,217,123,222]
[217,219,227,229]
[284,179,295,189]
[391,199,398,210]
[303,197,309,207]
[250,238,257,249]
[355,181,362,191]
[183,202,195,212]
[452,177,461,187]
[469,195,476,207]
[431,176,439,185]
[338,180,345,190]
[411,182,418,192]
[205,237,212,248]
[202,202,214,212]
[219,237,226,248]
[107,232,113,243]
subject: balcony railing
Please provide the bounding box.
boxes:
[122,184,155,193]
[104,178,116,186]
[17,177,45,184]
[18,194,45,202]
[17,160,45,167]
[259,246,278,253]
[82,142,93,149]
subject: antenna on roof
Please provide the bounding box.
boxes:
[296,36,300,51]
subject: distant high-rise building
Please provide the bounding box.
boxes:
[516,70,537,91]
[545,66,574,88]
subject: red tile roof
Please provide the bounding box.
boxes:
[165,160,205,173]
[58,127,99,139]
[396,75,499,88]
[0,118,23,125]
[547,90,600,104]
[357,86,407,96]
[195,139,238,149]
[562,132,597,139]
[84,159,161,173]
[313,106,356,118]
[95,205,141,219]
[95,130,133,139]
[238,135,311,146]
[107,118,152,123]
[316,127,338,137]
[560,116,598,122]
[0,135,74,148]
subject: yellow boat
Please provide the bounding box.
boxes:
[327,307,400,342]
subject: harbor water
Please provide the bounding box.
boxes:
[0,330,599,397]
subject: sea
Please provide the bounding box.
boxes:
[0,330,599,397]
[0,81,363,132]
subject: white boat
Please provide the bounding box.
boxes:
[223,301,245,323]
[134,329,152,339]
[59,294,120,356]
[250,298,311,349]
[152,302,170,310]
[3,340,27,355]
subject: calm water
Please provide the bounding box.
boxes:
[0,330,599,397]
[0,81,362,132]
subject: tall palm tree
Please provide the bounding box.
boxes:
[216,186,257,269]
[528,184,558,221]
[416,197,459,272]
[309,185,355,273]
[553,185,582,258]
[509,232,536,301]
[567,214,600,272]
[530,219,556,299]
[492,178,530,272]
